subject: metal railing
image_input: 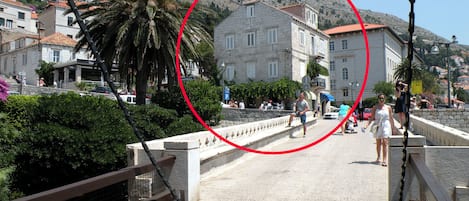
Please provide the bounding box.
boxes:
[398,153,451,201]
[13,155,177,201]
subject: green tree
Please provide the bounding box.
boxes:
[454,87,469,102]
[306,60,329,80]
[372,81,394,98]
[393,58,425,82]
[73,0,212,105]
[35,61,55,86]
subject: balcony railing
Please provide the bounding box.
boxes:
[312,78,326,88]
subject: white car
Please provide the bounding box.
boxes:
[120,94,150,104]
[323,107,339,119]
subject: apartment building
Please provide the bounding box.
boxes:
[214,1,332,109]
[39,0,82,40]
[0,0,34,32]
[324,23,423,102]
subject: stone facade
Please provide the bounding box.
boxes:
[214,2,330,87]
[411,109,469,133]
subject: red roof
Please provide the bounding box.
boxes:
[2,0,30,9]
[40,32,77,47]
[324,24,387,35]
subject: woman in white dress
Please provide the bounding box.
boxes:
[365,94,396,167]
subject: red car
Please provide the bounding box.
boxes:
[359,108,372,120]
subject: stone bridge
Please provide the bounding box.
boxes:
[127,109,469,201]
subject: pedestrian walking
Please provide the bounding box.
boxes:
[287,92,309,137]
[394,80,407,129]
[338,102,350,135]
[365,94,396,167]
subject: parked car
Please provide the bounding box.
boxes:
[90,86,112,94]
[323,107,339,119]
[7,90,20,95]
[120,94,150,105]
[359,108,372,120]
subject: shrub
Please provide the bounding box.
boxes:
[11,93,136,195]
[153,80,221,125]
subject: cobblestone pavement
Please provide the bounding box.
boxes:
[200,119,388,201]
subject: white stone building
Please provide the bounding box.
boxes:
[214,1,332,110]
[324,23,423,103]
[0,32,90,86]
[38,0,82,40]
[0,0,34,32]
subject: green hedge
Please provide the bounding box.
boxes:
[153,80,222,125]
[0,92,208,197]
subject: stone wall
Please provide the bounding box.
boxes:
[219,108,293,127]
[411,109,469,132]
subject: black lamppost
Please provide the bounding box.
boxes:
[431,35,457,108]
[348,81,359,103]
[220,62,226,103]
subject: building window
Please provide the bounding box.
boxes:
[18,12,25,20]
[0,7,4,12]
[247,5,255,17]
[342,68,348,80]
[331,79,336,90]
[247,32,256,47]
[268,61,278,78]
[299,29,305,46]
[330,61,335,71]
[225,65,234,81]
[343,88,349,97]
[225,34,234,49]
[310,35,315,54]
[67,16,73,26]
[329,41,335,51]
[52,50,60,62]
[267,28,277,44]
[246,62,256,79]
[342,40,348,49]
[6,20,12,28]
[342,58,347,63]
[22,53,27,65]
[0,18,4,26]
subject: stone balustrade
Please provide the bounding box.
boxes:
[127,112,316,201]
[411,109,469,133]
[410,114,469,146]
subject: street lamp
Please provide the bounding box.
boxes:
[431,35,457,108]
[220,62,226,103]
[348,81,359,103]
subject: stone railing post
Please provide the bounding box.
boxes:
[164,140,200,201]
[389,134,426,201]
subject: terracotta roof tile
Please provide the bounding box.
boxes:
[47,0,87,9]
[324,24,387,35]
[40,32,76,47]
[2,0,30,9]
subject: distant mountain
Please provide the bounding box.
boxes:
[199,0,468,49]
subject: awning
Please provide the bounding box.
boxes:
[304,91,317,100]
[320,93,335,102]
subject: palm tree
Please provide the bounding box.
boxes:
[393,59,440,93]
[72,0,212,104]
[393,58,424,82]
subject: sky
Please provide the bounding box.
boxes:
[351,0,468,45]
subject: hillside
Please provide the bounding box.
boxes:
[199,0,467,49]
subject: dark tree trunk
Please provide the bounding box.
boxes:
[135,67,149,105]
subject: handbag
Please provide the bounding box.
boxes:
[370,124,379,134]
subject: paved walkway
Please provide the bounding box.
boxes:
[200,119,388,201]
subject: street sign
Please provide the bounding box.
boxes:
[223,86,230,101]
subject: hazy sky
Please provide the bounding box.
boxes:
[351,0,468,45]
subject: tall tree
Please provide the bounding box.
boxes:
[72,0,212,104]
[393,58,424,82]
